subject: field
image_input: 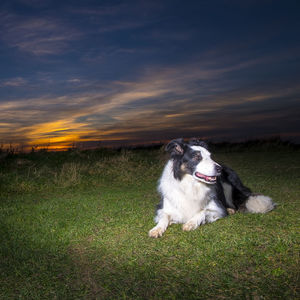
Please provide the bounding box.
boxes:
[0,144,299,299]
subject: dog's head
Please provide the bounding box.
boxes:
[166,138,221,184]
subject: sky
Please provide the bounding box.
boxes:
[0,0,300,150]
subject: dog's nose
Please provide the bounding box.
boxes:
[215,165,222,174]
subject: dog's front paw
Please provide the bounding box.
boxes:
[149,227,164,238]
[227,208,236,215]
[182,221,197,231]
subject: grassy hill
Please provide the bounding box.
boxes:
[0,145,299,299]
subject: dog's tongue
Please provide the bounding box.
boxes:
[195,172,216,181]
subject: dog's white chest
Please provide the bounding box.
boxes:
[178,175,210,210]
[159,166,211,222]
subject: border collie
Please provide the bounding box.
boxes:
[149,138,275,238]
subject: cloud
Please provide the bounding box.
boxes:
[69,2,130,17]
[0,48,299,149]
[67,78,82,83]
[0,12,80,55]
[0,77,27,87]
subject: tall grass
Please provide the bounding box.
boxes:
[0,145,299,299]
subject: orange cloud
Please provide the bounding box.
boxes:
[1,59,299,150]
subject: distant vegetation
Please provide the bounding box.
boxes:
[0,136,298,155]
[0,142,299,299]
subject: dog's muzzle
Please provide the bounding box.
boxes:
[193,164,221,184]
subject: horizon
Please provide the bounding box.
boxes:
[1,0,300,150]
[1,136,297,154]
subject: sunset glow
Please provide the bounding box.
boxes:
[0,1,299,150]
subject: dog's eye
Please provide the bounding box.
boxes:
[193,153,202,161]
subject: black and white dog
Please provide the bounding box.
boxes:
[149,138,275,238]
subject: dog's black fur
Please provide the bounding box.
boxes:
[175,138,252,211]
[149,138,275,237]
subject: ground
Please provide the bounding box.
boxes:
[0,144,299,299]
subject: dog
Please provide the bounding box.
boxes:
[149,138,275,238]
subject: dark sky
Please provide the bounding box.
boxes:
[1,0,300,150]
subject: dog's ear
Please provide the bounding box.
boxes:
[189,138,209,150]
[165,138,186,156]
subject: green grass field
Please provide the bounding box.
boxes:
[0,145,299,299]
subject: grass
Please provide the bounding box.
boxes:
[0,145,299,299]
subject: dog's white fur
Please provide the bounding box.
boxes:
[149,143,275,238]
[149,154,225,238]
[190,145,220,179]
[245,195,274,213]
